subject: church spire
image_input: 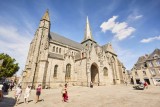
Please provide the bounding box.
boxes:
[41,9,50,21]
[83,16,94,41]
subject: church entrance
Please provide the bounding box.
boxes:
[90,63,99,86]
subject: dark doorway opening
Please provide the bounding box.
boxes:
[144,79,150,85]
[91,63,99,86]
[136,79,140,84]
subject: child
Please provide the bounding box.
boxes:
[61,84,68,102]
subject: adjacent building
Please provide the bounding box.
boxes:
[131,49,160,86]
[22,10,126,88]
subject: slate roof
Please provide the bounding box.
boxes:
[48,52,63,60]
[134,56,147,69]
[50,32,83,50]
[147,48,160,60]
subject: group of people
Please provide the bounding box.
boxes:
[0,80,16,101]
[2,80,15,92]
[15,83,69,106]
[14,84,41,106]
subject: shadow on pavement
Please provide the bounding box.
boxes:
[39,99,44,102]
[28,100,33,103]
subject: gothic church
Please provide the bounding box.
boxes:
[22,10,126,88]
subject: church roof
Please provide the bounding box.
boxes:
[147,48,160,60]
[50,32,83,50]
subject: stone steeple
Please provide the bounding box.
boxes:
[41,9,50,21]
[83,16,94,41]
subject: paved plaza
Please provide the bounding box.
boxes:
[0,85,160,107]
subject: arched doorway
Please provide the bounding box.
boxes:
[90,63,99,85]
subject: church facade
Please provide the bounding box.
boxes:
[22,10,126,88]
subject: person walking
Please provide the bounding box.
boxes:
[10,80,14,91]
[24,86,31,103]
[35,84,42,103]
[15,85,22,106]
[144,81,148,89]
[61,84,68,102]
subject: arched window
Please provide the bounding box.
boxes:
[66,64,71,79]
[53,46,55,52]
[53,65,58,77]
[56,47,58,53]
[135,71,138,76]
[103,67,108,76]
[143,71,146,75]
[86,44,88,47]
[82,53,84,58]
[59,48,61,53]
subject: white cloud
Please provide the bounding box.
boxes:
[100,16,135,40]
[134,15,143,20]
[0,25,32,75]
[128,14,143,21]
[140,36,160,43]
[100,16,118,32]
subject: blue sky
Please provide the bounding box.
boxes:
[0,0,160,75]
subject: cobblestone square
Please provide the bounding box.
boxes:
[0,85,160,107]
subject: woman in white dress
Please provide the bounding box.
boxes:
[15,85,22,106]
[24,86,31,103]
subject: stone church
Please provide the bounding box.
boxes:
[22,10,126,88]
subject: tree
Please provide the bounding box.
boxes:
[0,53,19,78]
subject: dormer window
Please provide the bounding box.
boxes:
[154,54,159,59]
[156,59,160,66]
[150,69,156,76]
[148,61,154,67]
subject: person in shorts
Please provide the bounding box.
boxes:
[35,84,41,103]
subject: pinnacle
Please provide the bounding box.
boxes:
[41,9,50,21]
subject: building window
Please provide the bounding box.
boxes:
[59,48,61,53]
[53,46,55,52]
[65,64,71,79]
[148,61,154,67]
[156,59,160,66]
[143,71,146,75]
[150,69,156,76]
[53,65,58,78]
[135,72,138,76]
[56,47,58,53]
[103,67,108,76]
[82,53,84,58]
